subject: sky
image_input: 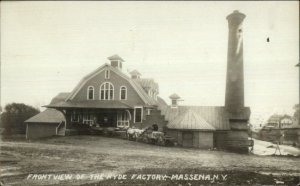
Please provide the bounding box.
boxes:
[1,1,299,125]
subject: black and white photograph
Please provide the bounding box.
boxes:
[0,1,299,185]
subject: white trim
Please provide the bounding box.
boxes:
[134,106,143,123]
[125,109,132,120]
[87,86,94,100]
[82,113,95,126]
[119,86,127,100]
[117,110,130,127]
[99,82,114,100]
[56,121,63,135]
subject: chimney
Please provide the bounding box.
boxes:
[129,70,141,79]
[169,93,181,108]
[108,54,124,70]
[225,10,246,114]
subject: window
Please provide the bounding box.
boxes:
[83,112,95,126]
[71,111,79,122]
[146,109,151,116]
[105,70,110,79]
[100,82,114,100]
[120,86,127,100]
[134,107,143,123]
[87,86,94,100]
[117,111,130,127]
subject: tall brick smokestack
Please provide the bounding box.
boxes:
[225,10,246,114]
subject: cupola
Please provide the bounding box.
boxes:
[169,93,181,108]
[107,54,124,70]
[129,69,141,79]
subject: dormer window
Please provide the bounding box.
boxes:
[87,86,94,100]
[120,86,127,100]
[105,70,110,79]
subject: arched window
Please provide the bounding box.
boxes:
[120,86,127,100]
[87,86,94,100]
[100,82,114,100]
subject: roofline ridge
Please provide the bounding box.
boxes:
[66,63,157,105]
[66,63,108,100]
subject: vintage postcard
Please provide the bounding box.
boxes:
[0,1,299,185]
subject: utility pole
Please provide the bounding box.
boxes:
[296,62,300,125]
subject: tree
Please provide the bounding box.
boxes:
[293,104,299,120]
[0,103,40,135]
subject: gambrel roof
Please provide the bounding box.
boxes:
[65,64,157,106]
[134,78,159,93]
[50,92,70,104]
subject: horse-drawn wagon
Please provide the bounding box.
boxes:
[127,126,175,146]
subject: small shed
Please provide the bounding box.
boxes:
[166,109,215,148]
[25,109,65,139]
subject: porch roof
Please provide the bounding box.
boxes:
[44,100,133,109]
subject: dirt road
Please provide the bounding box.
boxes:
[1,135,300,185]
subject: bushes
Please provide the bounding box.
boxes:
[0,103,40,135]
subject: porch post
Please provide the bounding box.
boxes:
[64,109,72,129]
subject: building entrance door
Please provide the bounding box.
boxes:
[182,132,193,148]
[97,113,116,127]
